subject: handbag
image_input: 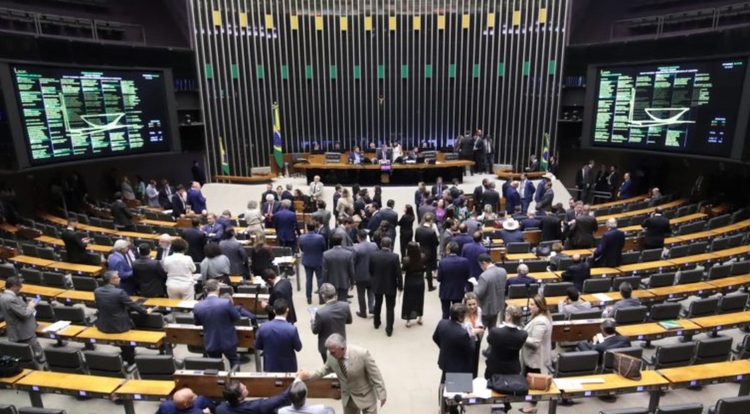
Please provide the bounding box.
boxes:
[526,373,553,391]
[613,352,642,381]
[0,355,21,378]
[487,374,529,396]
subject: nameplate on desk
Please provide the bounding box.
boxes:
[738,375,744,380]
[90,339,96,343]
[32,386,39,391]
[636,386,644,392]
[134,394,142,400]
[130,341,137,346]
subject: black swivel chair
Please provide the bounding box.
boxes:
[693,336,733,365]
[653,403,703,414]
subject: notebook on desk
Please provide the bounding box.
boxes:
[658,320,682,330]
[445,372,473,393]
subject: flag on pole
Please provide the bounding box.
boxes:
[272,102,283,169]
[220,138,230,174]
[541,133,550,172]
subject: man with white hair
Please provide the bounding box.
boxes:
[593,218,625,267]
[309,175,324,201]
[262,194,280,228]
[155,233,172,262]
[108,239,136,294]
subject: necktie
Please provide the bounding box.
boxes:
[520,182,525,198]
[268,204,272,215]
[337,357,348,378]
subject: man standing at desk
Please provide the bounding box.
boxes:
[111,192,134,231]
[0,276,44,364]
[642,207,671,250]
[254,298,303,372]
[108,239,136,295]
[194,279,240,369]
[187,181,207,215]
[593,218,625,267]
[132,244,167,298]
[61,216,93,265]
[261,269,297,324]
[202,213,224,243]
[309,175,324,201]
[94,270,153,365]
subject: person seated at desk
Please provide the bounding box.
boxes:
[375,144,392,163]
[576,319,631,358]
[547,242,569,271]
[558,286,595,318]
[279,379,336,414]
[348,146,365,165]
[560,254,590,292]
[499,219,524,244]
[156,387,215,414]
[505,263,535,293]
[216,376,293,414]
[602,282,641,318]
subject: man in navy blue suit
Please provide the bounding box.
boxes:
[261,269,297,324]
[299,222,327,305]
[254,298,303,372]
[437,241,471,319]
[617,172,634,199]
[460,232,488,285]
[193,280,241,368]
[594,218,625,267]
[202,213,224,243]
[576,319,632,362]
[452,223,474,253]
[518,173,536,215]
[186,181,207,215]
[273,200,300,252]
[217,379,292,414]
[505,181,521,215]
[432,303,474,383]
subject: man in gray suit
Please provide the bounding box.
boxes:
[353,230,378,318]
[323,233,356,301]
[472,254,507,328]
[0,276,44,363]
[312,284,352,363]
[311,200,332,231]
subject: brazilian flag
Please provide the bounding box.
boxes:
[272,102,283,169]
[541,133,550,172]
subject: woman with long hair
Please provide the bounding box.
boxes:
[521,294,553,413]
[249,231,275,276]
[336,188,353,216]
[397,204,415,257]
[401,241,425,327]
[462,292,485,378]
[373,185,382,208]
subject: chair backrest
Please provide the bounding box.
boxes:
[506,242,530,254]
[675,206,689,218]
[0,404,18,414]
[726,233,744,248]
[130,313,165,331]
[640,248,663,262]
[134,355,177,380]
[556,257,573,271]
[582,278,612,294]
[183,357,225,371]
[19,268,43,284]
[734,334,750,360]
[0,263,17,279]
[647,272,675,288]
[688,241,708,255]
[542,282,574,297]
[83,351,129,378]
[569,309,603,320]
[34,302,55,322]
[602,347,643,373]
[599,409,649,414]
[135,224,154,234]
[620,251,641,265]
[554,351,600,377]
[551,312,566,321]
[613,306,648,325]
[718,293,748,314]
[710,237,730,252]
[707,214,732,230]
[71,275,100,291]
[707,264,732,281]
[53,306,89,325]
[41,271,67,288]
[612,276,642,291]
[507,284,539,299]
[0,341,41,369]
[668,245,690,259]
[43,348,86,374]
[17,408,66,414]
[731,260,750,276]
[676,269,703,284]
[653,403,703,414]
[523,260,548,272]
[237,285,260,294]
[500,261,520,274]
[174,313,195,324]
[19,244,37,257]
[649,302,682,321]
[652,342,696,368]
[35,247,57,260]
[93,234,113,246]
[694,336,733,365]
[714,395,750,414]
[686,297,719,318]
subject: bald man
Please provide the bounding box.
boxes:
[156,387,215,414]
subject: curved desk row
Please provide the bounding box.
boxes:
[294,160,473,185]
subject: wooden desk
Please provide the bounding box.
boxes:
[47,261,103,276]
[658,360,750,396]
[591,195,648,210]
[173,370,341,399]
[143,297,196,311]
[711,245,750,262]
[14,370,124,407]
[620,213,707,234]
[54,289,97,306]
[706,274,750,294]
[553,371,669,412]
[35,322,87,341]
[690,311,750,335]
[507,295,565,312]
[617,261,675,276]
[165,324,255,348]
[666,253,718,269]
[0,368,31,389]
[74,326,166,350]
[451,383,560,413]
[552,320,602,342]
[616,319,702,341]
[668,230,721,246]
[139,219,176,228]
[297,160,473,185]
[36,235,113,253]
[8,255,55,268]
[15,284,67,301]
[115,379,175,414]
[528,271,561,283]
[561,249,594,257]
[505,253,538,261]
[647,282,719,301]
[596,199,687,223]
[581,290,655,307]
[589,267,621,278]
[233,293,270,314]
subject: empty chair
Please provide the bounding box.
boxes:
[582,278,611,294]
[0,263,17,279]
[19,244,37,257]
[35,247,58,261]
[135,224,154,234]
[654,403,703,414]
[131,312,165,331]
[500,261,520,274]
[569,309,603,320]
[83,351,136,378]
[613,306,648,325]
[17,408,66,414]
[41,271,67,288]
[683,297,719,318]
[707,214,732,230]
[218,286,234,297]
[551,313,565,321]
[732,334,750,360]
[53,305,93,325]
[620,251,641,265]
[550,351,600,377]
[645,342,696,369]
[100,219,115,230]
[707,264,732,281]
[34,302,55,322]
[506,242,530,254]
[508,284,539,299]
[88,217,103,228]
[159,227,178,236]
[731,260,750,276]
[668,245,690,259]
[676,268,703,284]
[43,348,86,374]
[19,268,43,285]
[674,206,689,218]
[183,357,225,371]
[688,241,709,255]
[710,237,730,252]
[0,341,44,369]
[71,275,99,291]
[542,282,574,297]
[556,257,573,271]
[711,396,750,414]
[726,233,744,248]
[600,409,649,414]
[644,272,675,288]
[649,303,682,321]
[694,336,733,364]
[134,355,178,380]
[601,347,643,374]
[93,234,113,246]
[174,313,195,324]
[640,248,663,262]
[523,260,548,272]
[0,404,17,414]
[613,276,641,291]
[718,292,748,314]
[237,285,260,294]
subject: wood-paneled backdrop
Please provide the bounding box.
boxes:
[190,0,569,177]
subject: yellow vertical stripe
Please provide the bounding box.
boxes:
[487,12,495,28]
[212,10,221,26]
[513,10,521,26]
[539,8,548,24]
[290,15,299,30]
[364,16,372,31]
[340,16,348,31]
[437,15,445,30]
[265,14,273,29]
[413,15,421,31]
[239,12,248,28]
[389,16,397,31]
[462,14,470,29]
[315,16,324,31]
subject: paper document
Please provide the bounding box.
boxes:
[177,301,196,309]
[43,320,71,333]
[274,256,294,264]
[592,293,612,302]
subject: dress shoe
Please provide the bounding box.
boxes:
[307,298,312,305]
[374,322,381,329]
[386,330,393,337]
[428,287,437,292]
[347,294,354,299]
[356,312,368,319]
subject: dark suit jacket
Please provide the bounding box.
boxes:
[576,165,594,189]
[193,295,240,352]
[561,262,591,292]
[642,215,671,249]
[432,319,474,374]
[369,249,403,295]
[171,194,187,218]
[539,214,562,242]
[537,189,554,211]
[505,187,521,214]
[618,180,634,199]
[519,180,535,203]
[254,318,302,372]
[155,246,172,261]
[261,190,279,203]
[533,182,546,203]
[219,238,248,275]
[568,215,597,248]
[267,279,297,324]
[312,300,353,354]
[415,226,439,267]
[483,189,501,213]
[353,241,378,283]
[132,257,167,297]
[378,208,398,227]
[452,233,473,254]
[110,200,132,227]
[322,246,355,290]
[485,325,528,378]
[281,191,294,201]
[202,222,224,243]
[499,229,524,244]
[215,391,290,414]
[473,186,486,212]
[594,229,625,267]
[272,209,299,243]
[376,148,392,162]
[431,183,446,198]
[461,242,489,279]
[181,227,207,262]
[62,228,89,264]
[94,284,148,333]
[187,188,207,213]
[520,217,541,230]
[437,255,470,300]
[577,334,632,358]
[299,233,326,268]
[158,188,173,209]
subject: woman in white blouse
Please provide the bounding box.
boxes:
[244,200,264,234]
[521,294,553,413]
[162,239,197,300]
[336,188,353,216]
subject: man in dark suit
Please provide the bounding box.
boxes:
[576,160,596,203]
[566,205,597,248]
[369,238,403,337]
[187,181,207,215]
[353,230,378,318]
[536,181,555,211]
[171,185,188,218]
[518,173,536,214]
[538,205,563,242]
[216,210,233,235]
[482,182,501,214]
[322,233,356,302]
[61,217,92,265]
[642,208,672,249]
[299,222,327,305]
[432,303,475,383]
[576,319,632,360]
[526,154,540,172]
[437,242,471,319]
[281,184,295,202]
[255,299,303,372]
[505,181,521,215]
[561,254,591,292]
[378,199,399,228]
[452,223,474,254]
[110,192,134,230]
[431,177,445,199]
[262,194,281,229]
[202,213,224,243]
[348,146,365,164]
[311,283,353,363]
[461,232,489,283]
[594,218,625,267]
[158,179,173,209]
[182,218,207,262]
[193,280,241,369]
[192,160,206,186]
[94,270,153,364]
[520,210,541,231]
[473,179,489,213]
[261,184,278,204]
[485,305,528,412]
[534,177,549,205]
[261,269,297,324]
[273,200,300,251]
[617,172,634,199]
[220,228,248,277]
[132,244,167,297]
[375,144,392,162]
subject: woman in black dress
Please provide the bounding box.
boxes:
[414,212,439,292]
[398,204,415,257]
[373,185,382,208]
[401,241,425,327]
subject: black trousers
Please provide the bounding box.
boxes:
[121,346,136,365]
[482,313,499,329]
[337,288,349,302]
[373,293,396,333]
[441,298,462,319]
[356,280,375,314]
